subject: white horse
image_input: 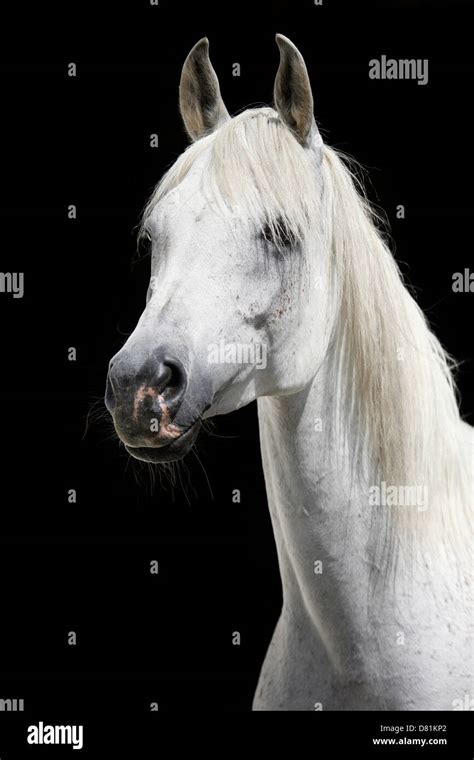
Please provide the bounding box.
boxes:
[105,35,473,710]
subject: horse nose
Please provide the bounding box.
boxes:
[105,350,187,424]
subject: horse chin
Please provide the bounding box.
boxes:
[124,420,201,463]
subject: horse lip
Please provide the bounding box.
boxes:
[126,430,183,449]
[124,420,201,463]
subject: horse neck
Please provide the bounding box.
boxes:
[256,358,403,664]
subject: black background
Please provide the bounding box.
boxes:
[0,0,472,751]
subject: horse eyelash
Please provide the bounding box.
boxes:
[137,229,154,258]
[259,219,294,249]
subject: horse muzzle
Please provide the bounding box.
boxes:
[105,347,202,462]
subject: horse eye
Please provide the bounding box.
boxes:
[138,229,153,257]
[260,219,293,249]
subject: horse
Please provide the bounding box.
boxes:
[105,35,473,710]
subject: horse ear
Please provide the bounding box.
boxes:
[274,34,316,146]
[179,38,230,141]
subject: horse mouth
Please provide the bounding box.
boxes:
[124,420,201,463]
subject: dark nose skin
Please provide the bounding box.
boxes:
[105,350,187,443]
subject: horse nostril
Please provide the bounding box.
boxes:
[163,361,183,390]
[154,360,186,403]
[105,372,116,413]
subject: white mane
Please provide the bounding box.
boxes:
[322,147,470,569]
[141,107,471,568]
